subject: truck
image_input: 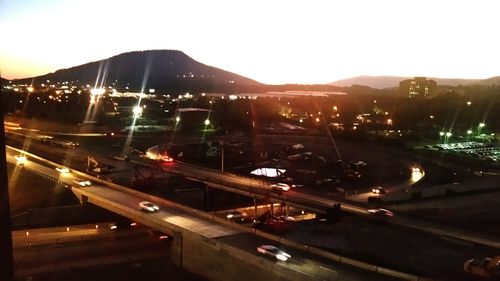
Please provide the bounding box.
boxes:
[464,256,500,279]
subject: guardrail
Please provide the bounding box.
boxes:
[6,145,427,280]
[133,158,349,213]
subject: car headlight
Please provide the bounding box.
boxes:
[276,254,288,261]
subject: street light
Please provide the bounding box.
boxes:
[443,132,452,144]
[467,130,472,135]
[175,116,181,123]
[15,155,27,166]
[204,119,210,126]
[219,141,224,172]
[132,106,143,117]
[439,132,445,136]
[478,123,486,137]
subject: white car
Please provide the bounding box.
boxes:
[226,211,249,223]
[368,208,394,217]
[56,167,70,174]
[139,201,160,213]
[257,245,291,261]
[371,186,387,194]
[73,179,92,187]
[15,155,27,166]
[270,183,291,191]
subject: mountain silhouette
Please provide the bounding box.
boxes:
[330,75,483,89]
[12,50,260,93]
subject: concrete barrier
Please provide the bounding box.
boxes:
[340,257,378,272]
[376,267,420,281]
[9,145,424,281]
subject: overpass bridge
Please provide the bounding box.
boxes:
[6,145,420,281]
[138,158,500,250]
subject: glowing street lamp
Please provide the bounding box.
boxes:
[175,116,181,123]
[90,88,105,96]
[467,130,472,135]
[15,155,27,166]
[478,122,486,136]
[439,131,445,136]
[204,119,210,126]
[132,106,143,117]
[445,132,452,137]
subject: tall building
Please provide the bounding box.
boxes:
[399,77,437,99]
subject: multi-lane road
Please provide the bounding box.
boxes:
[152,156,500,250]
[5,146,406,281]
[13,223,170,277]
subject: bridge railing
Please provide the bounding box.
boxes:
[7,145,427,281]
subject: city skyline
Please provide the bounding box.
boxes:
[1,0,500,84]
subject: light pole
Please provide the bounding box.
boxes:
[439,131,445,143]
[445,132,452,143]
[219,141,224,172]
[478,122,485,137]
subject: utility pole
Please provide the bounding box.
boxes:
[0,76,15,281]
[219,141,224,172]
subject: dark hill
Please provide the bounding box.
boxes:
[331,75,481,89]
[13,50,260,93]
[475,76,500,86]
[1,77,9,85]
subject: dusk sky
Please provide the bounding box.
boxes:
[1,0,499,84]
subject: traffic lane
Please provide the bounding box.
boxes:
[282,215,498,281]
[79,185,241,239]
[207,162,500,251]
[7,147,239,240]
[14,231,170,271]
[116,149,500,251]
[12,223,153,248]
[6,148,81,184]
[9,144,500,252]
[218,233,401,281]
[167,161,368,214]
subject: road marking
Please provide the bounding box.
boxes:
[320,266,337,274]
[280,263,314,277]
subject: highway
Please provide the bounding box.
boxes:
[151,157,500,250]
[13,223,170,277]
[5,146,408,281]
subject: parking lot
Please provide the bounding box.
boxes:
[429,141,499,163]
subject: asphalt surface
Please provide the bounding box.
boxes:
[5,125,500,281]
[6,147,405,281]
